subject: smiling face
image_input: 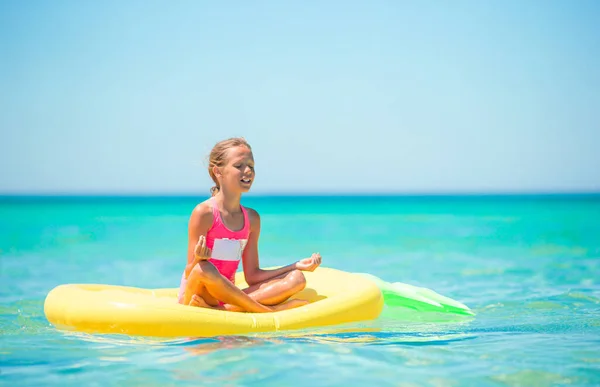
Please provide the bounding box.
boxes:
[213,145,255,194]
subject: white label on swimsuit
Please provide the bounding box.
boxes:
[211,238,248,261]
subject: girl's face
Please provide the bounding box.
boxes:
[215,146,255,193]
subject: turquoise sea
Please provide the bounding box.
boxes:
[1,194,599,386]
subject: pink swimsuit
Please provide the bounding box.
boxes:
[177,198,250,304]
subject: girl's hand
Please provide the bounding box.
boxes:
[193,235,212,265]
[295,253,322,272]
[184,235,212,279]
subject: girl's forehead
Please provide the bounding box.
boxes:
[226,146,254,162]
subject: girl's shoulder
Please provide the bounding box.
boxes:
[242,206,260,231]
[189,199,215,228]
[193,198,215,214]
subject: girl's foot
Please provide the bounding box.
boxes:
[189,294,213,308]
[189,295,309,312]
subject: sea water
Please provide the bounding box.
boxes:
[1,195,599,386]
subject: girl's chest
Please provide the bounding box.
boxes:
[220,211,245,231]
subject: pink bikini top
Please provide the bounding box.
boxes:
[204,198,250,283]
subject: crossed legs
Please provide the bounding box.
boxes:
[182,261,309,312]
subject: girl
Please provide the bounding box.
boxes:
[178,137,322,312]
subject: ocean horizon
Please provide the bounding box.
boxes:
[2,191,599,199]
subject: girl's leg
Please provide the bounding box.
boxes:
[243,270,309,306]
[190,294,308,312]
[184,261,309,312]
[183,260,273,313]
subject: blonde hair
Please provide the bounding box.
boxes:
[208,137,252,196]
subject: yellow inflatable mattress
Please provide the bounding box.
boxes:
[44,267,384,337]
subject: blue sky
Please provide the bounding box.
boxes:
[1,0,599,194]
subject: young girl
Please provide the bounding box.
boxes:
[178,137,322,312]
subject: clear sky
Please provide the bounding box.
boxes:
[1,0,599,195]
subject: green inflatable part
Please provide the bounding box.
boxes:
[354,273,475,316]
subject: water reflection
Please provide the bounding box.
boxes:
[183,336,276,356]
[174,327,478,357]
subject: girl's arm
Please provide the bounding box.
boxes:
[242,208,321,286]
[183,203,213,279]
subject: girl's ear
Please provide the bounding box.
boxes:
[212,165,221,179]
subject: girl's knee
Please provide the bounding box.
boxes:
[189,261,219,283]
[288,270,306,289]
